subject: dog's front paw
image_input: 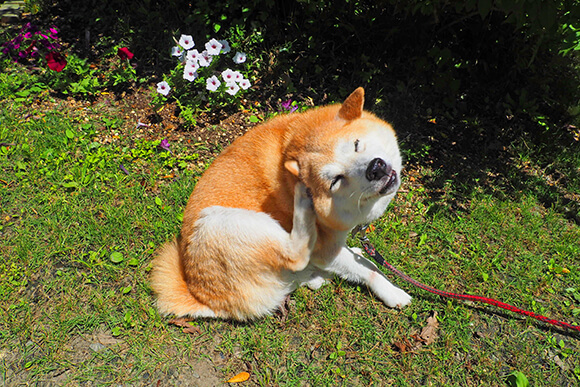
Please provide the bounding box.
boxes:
[377,286,412,309]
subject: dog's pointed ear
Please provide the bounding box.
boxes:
[338,87,364,121]
[284,160,300,177]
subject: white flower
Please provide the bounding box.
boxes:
[156,81,171,96]
[205,38,223,56]
[186,49,202,63]
[178,34,195,50]
[233,52,247,64]
[206,75,221,92]
[186,59,200,72]
[232,70,243,82]
[171,46,183,57]
[239,78,251,90]
[225,82,240,96]
[183,64,198,82]
[221,68,237,84]
[204,50,214,65]
[218,40,231,54]
[198,51,211,67]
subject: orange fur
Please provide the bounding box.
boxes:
[150,87,410,320]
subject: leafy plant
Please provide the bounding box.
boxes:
[152,33,253,125]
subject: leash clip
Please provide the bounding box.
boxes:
[352,224,370,242]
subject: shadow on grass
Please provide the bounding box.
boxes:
[388,102,580,225]
[15,0,580,225]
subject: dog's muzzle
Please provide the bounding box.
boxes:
[366,158,398,194]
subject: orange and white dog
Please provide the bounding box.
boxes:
[151,88,411,320]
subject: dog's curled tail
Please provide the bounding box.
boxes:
[150,239,216,318]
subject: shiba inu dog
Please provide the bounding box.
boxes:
[151,87,411,320]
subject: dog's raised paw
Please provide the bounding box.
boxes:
[294,182,314,210]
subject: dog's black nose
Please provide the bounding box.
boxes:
[365,158,391,181]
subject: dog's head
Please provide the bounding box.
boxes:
[284,88,402,231]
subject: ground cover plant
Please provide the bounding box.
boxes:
[1,1,580,386]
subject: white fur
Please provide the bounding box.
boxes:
[186,183,317,319]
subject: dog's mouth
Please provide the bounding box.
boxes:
[378,170,398,195]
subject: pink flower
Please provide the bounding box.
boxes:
[117,47,134,60]
[45,52,67,72]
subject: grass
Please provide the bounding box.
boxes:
[1,64,579,386]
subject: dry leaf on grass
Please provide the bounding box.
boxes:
[393,311,439,353]
[168,317,202,335]
[226,371,250,383]
[419,311,439,345]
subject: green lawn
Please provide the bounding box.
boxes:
[1,65,579,386]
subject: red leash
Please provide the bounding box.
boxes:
[355,227,580,333]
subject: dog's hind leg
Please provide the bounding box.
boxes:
[177,182,317,320]
[317,246,412,308]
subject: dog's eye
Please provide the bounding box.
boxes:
[330,175,344,190]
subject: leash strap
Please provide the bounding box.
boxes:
[354,226,580,333]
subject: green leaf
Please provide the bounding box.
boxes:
[110,251,124,263]
[15,160,26,171]
[127,258,139,266]
[111,326,121,336]
[506,371,529,387]
[155,197,162,206]
[121,285,132,294]
[61,181,79,189]
[65,129,75,139]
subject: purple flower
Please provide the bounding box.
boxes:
[281,99,298,112]
[119,164,130,175]
[159,139,170,152]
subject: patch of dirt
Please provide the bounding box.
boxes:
[28,86,264,163]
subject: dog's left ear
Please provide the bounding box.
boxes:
[284,160,300,177]
[338,87,364,121]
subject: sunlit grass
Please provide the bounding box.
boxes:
[1,65,579,386]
